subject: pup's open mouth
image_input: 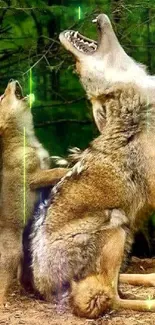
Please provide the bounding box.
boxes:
[0,80,29,103]
[15,81,24,100]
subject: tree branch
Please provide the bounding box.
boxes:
[34,119,91,128]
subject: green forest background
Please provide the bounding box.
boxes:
[1,0,155,255]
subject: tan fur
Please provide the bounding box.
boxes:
[30,83,155,317]
[0,81,67,304]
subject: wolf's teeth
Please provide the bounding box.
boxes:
[76,44,82,52]
[70,34,97,53]
[65,31,70,38]
[74,31,78,38]
[66,33,71,40]
[92,18,97,23]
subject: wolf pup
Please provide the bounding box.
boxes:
[30,81,155,318]
[0,80,67,304]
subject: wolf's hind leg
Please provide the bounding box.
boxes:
[0,227,21,305]
[120,273,155,287]
[71,226,126,318]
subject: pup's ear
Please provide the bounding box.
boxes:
[92,100,106,133]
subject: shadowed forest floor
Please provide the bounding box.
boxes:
[1,257,155,325]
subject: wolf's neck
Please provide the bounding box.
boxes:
[91,125,136,154]
[3,116,40,148]
[17,110,42,149]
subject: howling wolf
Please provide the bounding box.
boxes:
[59,13,155,133]
[58,13,155,316]
[30,80,155,317]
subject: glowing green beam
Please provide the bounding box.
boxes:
[78,6,81,20]
[23,127,26,225]
[23,68,35,225]
[29,68,35,107]
[29,68,33,109]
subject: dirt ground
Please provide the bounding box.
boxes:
[1,257,155,325]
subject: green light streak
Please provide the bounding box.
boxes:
[29,68,33,109]
[78,6,81,20]
[29,93,35,105]
[23,127,26,225]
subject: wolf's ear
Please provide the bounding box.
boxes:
[92,100,106,133]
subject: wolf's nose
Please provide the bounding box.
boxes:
[97,14,111,26]
[9,78,14,83]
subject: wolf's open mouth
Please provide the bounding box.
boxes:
[63,30,98,54]
[15,81,24,99]
[60,14,113,57]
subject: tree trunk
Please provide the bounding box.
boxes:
[48,1,60,99]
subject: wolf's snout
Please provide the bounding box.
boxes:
[92,14,111,29]
[59,13,114,60]
[8,79,20,88]
[96,14,111,27]
[15,80,20,87]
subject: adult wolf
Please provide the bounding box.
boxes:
[59,13,155,314]
[30,81,155,318]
